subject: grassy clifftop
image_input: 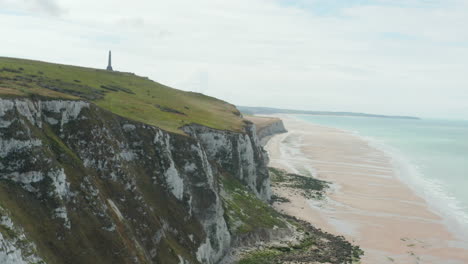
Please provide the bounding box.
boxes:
[0,57,244,134]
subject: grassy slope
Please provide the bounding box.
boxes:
[0,57,244,134]
[238,215,364,264]
[221,173,287,234]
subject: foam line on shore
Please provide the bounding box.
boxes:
[361,134,468,241]
[288,114,468,241]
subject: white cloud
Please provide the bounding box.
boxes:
[1,0,467,119]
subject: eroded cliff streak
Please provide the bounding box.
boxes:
[183,124,271,202]
[0,98,273,264]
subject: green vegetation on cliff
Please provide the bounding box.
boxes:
[234,168,363,264]
[269,167,330,200]
[220,170,362,263]
[238,215,364,264]
[0,57,244,133]
[221,173,287,234]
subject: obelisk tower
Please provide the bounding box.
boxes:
[106,50,113,71]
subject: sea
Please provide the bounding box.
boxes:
[296,115,468,239]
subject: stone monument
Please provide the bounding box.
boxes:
[106,50,113,71]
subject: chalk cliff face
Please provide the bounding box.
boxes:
[0,98,272,264]
[255,119,287,146]
[183,124,271,202]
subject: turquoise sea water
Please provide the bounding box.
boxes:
[296,115,468,237]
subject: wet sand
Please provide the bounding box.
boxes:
[265,115,468,264]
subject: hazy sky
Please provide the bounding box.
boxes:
[1,0,468,119]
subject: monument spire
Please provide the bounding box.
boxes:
[106,50,113,71]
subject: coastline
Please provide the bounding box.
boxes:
[265,115,468,264]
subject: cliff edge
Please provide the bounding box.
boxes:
[244,116,287,146]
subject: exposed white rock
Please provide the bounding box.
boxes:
[0,216,14,230]
[183,162,197,173]
[196,213,231,264]
[190,143,214,187]
[197,132,232,159]
[44,117,58,125]
[195,189,230,264]
[0,119,12,128]
[178,255,187,264]
[255,120,287,146]
[122,124,136,132]
[102,224,116,232]
[238,135,257,192]
[152,229,165,246]
[212,204,231,260]
[119,150,136,161]
[0,99,15,117]
[41,100,89,128]
[0,233,33,264]
[164,162,184,200]
[48,168,70,200]
[0,139,42,158]
[260,177,272,202]
[0,207,45,264]
[54,207,71,229]
[153,130,164,144]
[82,158,93,168]
[185,125,271,201]
[3,171,44,185]
[107,199,124,221]
[14,100,42,128]
[41,100,88,115]
[196,237,213,264]
[155,132,186,200]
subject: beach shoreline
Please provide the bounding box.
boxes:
[265,115,468,264]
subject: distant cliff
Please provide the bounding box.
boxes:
[238,105,420,120]
[244,116,287,146]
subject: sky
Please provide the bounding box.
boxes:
[1,0,468,119]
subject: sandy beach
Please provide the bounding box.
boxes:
[265,115,468,264]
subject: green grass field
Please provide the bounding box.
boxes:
[0,57,244,134]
